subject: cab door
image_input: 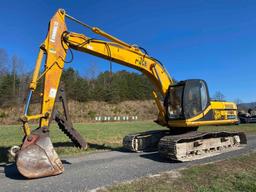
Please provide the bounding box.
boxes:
[183,80,210,119]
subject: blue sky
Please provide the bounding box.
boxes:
[0,0,255,102]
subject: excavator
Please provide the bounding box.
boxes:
[10,9,247,179]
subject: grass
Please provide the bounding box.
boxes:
[100,152,256,192]
[0,121,255,163]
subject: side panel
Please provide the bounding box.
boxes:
[168,101,239,127]
[210,101,238,121]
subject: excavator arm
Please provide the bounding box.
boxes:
[23,9,173,136]
[15,9,174,178]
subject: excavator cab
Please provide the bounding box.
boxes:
[166,79,210,120]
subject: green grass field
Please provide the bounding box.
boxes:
[102,152,256,192]
[0,121,255,163]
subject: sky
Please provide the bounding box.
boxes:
[0,0,255,103]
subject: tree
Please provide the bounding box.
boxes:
[212,91,225,101]
[11,55,18,97]
[61,68,78,99]
[0,74,15,106]
[86,62,99,80]
[73,77,89,102]
[61,67,90,102]
[234,98,243,105]
[0,62,158,106]
[0,48,8,75]
[0,51,29,107]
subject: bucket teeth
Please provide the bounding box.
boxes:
[55,112,87,149]
[16,128,64,179]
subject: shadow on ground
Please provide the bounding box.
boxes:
[1,141,178,180]
[0,147,12,163]
[140,152,180,163]
[3,164,25,180]
[53,141,125,152]
[0,147,24,180]
[2,159,72,180]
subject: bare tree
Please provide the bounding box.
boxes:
[12,55,18,97]
[234,98,243,105]
[0,48,8,75]
[213,91,225,101]
[86,62,99,80]
[11,55,27,106]
[86,62,100,90]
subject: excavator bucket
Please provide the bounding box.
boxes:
[16,128,64,179]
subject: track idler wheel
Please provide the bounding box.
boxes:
[15,127,64,179]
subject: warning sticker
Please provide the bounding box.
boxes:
[87,45,93,50]
[49,88,57,98]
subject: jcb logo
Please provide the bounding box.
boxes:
[135,57,147,67]
[214,110,225,120]
[50,21,59,43]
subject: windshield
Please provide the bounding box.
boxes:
[185,85,201,117]
[183,80,209,118]
[166,80,210,120]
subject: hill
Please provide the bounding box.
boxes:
[0,100,157,125]
[237,102,256,111]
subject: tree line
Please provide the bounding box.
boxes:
[0,48,154,107]
[61,68,153,103]
[0,49,30,107]
[1,48,244,108]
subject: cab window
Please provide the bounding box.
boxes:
[183,80,209,119]
[167,85,184,119]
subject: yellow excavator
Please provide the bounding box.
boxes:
[11,9,246,179]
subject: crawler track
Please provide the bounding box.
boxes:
[158,131,247,161]
[123,130,171,152]
[123,130,247,161]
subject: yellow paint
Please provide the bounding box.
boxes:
[152,91,166,123]
[168,101,238,127]
[26,114,46,121]
[23,122,31,136]
[21,9,239,136]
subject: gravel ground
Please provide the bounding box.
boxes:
[0,135,255,192]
